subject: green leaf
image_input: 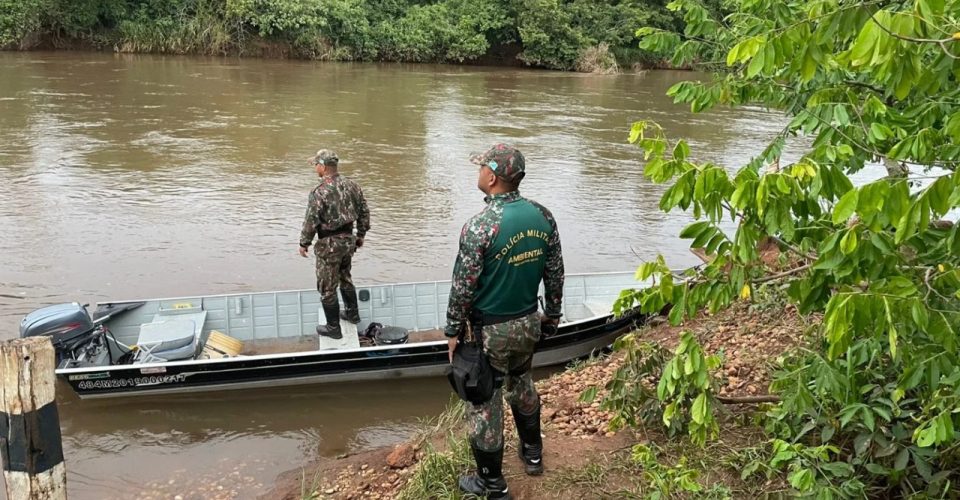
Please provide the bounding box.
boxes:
[680,221,710,239]
[628,122,644,144]
[884,298,897,358]
[578,386,599,403]
[915,423,937,447]
[673,140,690,161]
[894,448,910,471]
[925,176,952,215]
[801,46,817,82]
[870,122,891,141]
[833,105,850,126]
[833,189,858,224]
[862,407,876,432]
[870,233,894,254]
[788,468,815,492]
[840,229,858,255]
[849,19,879,67]
[895,201,920,244]
[662,401,676,426]
[691,392,707,424]
[747,44,765,78]
[864,463,889,476]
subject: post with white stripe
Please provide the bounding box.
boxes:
[0,337,67,500]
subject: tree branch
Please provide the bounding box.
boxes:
[717,394,781,404]
[753,262,812,283]
[870,16,959,44]
[769,235,818,261]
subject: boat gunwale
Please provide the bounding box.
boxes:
[94,270,636,306]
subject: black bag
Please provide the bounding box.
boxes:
[447,340,497,405]
[363,322,382,339]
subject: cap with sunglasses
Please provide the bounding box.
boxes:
[310,149,339,166]
[469,144,526,184]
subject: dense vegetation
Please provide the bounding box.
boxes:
[604,0,960,497]
[0,0,688,70]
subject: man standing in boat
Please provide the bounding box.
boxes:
[299,149,370,339]
[445,143,564,499]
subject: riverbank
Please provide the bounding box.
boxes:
[0,0,682,72]
[263,295,811,499]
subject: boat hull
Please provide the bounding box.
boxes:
[58,310,642,399]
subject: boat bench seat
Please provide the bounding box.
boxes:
[136,307,208,362]
[582,302,612,317]
[563,302,612,322]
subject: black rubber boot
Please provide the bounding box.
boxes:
[512,403,544,475]
[339,287,361,324]
[458,446,512,500]
[316,301,343,340]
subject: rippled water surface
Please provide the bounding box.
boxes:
[0,52,788,499]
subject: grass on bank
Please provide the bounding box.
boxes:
[543,422,789,499]
[398,396,473,500]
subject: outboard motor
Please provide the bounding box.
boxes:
[20,303,97,361]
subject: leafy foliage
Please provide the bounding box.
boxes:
[631,443,704,499]
[739,439,865,497]
[584,331,721,446]
[657,332,722,446]
[0,0,695,69]
[609,0,960,496]
[0,0,48,47]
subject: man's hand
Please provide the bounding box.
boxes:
[356,237,365,249]
[447,336,458,363]
[540,314,560,337]
[298,245,309,258]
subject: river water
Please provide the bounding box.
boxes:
[0,52,786,498]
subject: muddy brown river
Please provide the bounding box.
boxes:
[0,52,786,498]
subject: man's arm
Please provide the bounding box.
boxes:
[542,212,565,318]
[299,190,319,249]
[355,185,370,239]
[444,218,488,338]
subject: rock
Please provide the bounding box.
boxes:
[386,443,416,469]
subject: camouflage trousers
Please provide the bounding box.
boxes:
[467,311,541,452]
[314,234,357,304]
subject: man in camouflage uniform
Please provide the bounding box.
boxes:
[445,143,564,500]
[299,149,370,339]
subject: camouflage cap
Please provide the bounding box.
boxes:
[469,143,526,184]
[310,149,339,166]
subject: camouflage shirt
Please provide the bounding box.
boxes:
[444,191,564,338]
[299,173,370,247]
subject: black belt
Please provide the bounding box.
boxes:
[316,223,354,239]
[470,304,538,326]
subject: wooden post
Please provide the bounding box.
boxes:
[0,337,66,500]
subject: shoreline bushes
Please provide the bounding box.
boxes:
[0,0,690,70]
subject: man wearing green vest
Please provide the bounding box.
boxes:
[445,143,565,500]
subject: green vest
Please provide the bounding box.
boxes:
[473,198,553,316]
